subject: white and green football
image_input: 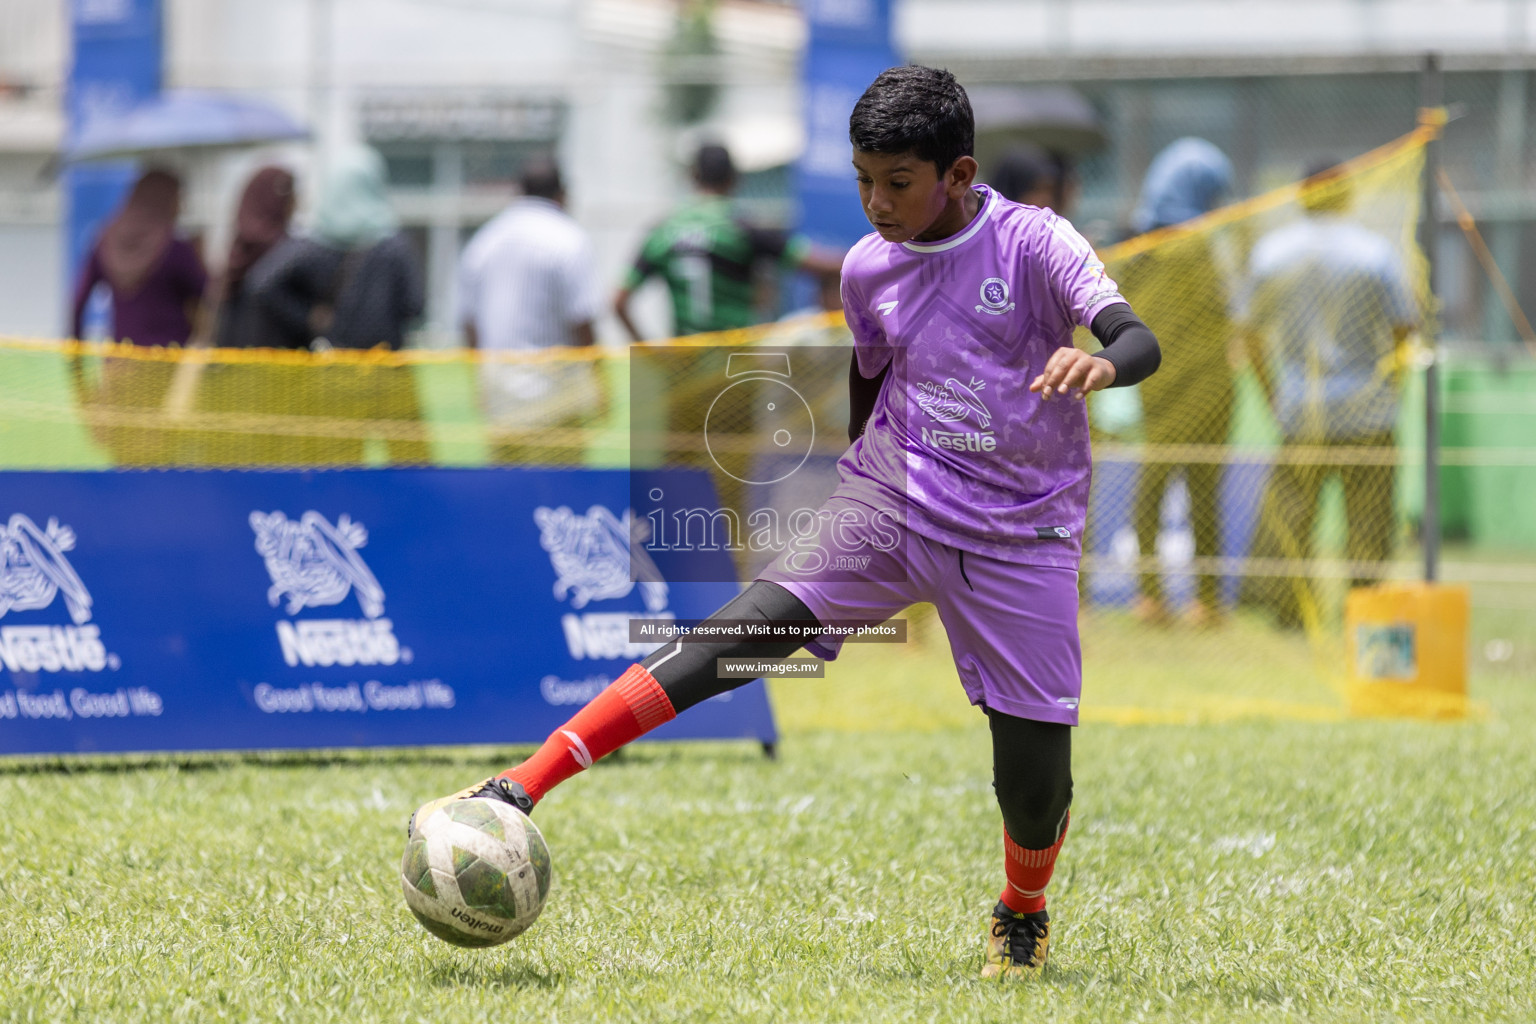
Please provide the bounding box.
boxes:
[400,798,552,948]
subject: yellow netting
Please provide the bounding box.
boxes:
[0,125,1466,719]
[1073,123,1468,720]
[0,315,850,472]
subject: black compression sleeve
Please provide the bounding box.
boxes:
[988,709,1072,848]
[847,353,890,443]
[1089,303,1161,388]
[639,581,819,713]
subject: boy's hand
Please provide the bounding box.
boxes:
[1030,348,1117,401]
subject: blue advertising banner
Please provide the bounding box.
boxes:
[0,469,776,755]
[793,0,901,251]
[66,0,163,325]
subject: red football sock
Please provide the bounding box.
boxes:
[498,664,675,804]
[999,813,1070,915]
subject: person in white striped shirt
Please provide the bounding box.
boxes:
[458,156,602,464]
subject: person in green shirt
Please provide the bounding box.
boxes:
[614,144,843,341]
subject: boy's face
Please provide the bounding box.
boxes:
[853,149,977,244]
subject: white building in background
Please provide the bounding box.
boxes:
[0,0,1533,342]
[0,0,805,342]
[0,1,68,337]
[897,0,1536,345]
[167,0,805,343]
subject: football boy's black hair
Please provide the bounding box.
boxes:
[848,65,974,176]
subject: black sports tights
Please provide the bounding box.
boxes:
[640,580,1073,851]
[987,708,1073,849]
[639,581,818,713]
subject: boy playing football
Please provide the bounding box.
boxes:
[414,65,1161,978]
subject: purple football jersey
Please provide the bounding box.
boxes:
[835,185,1126,569]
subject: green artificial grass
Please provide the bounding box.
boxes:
[1,658,1533,1023]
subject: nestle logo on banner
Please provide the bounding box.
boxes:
[535,505,672,663]
[0,514,120,674]
[250,511,411,668]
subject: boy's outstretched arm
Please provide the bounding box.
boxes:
[1030,302,1160,400]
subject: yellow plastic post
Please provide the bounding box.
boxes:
[1345,582,1470,718]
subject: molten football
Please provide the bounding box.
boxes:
[400,797,551,947]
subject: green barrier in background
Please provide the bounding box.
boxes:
[1398,351,1536,550]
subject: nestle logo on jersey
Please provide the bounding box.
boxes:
[920,427,997,452]
[916,376,996,453]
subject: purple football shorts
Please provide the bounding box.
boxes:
[756,495,1082,726]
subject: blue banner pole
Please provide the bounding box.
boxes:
[793,0,902,253]
[65,0,163,338]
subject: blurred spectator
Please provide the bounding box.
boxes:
[614,143,841,341]
[1122,137,1235,626]
[249,146,429,465]
[175,166,301,466]
[1130,140,1233,237]
[458,155,601,464]
[70,168,208,346]
[989,144,1064,211]
[212,166,299,348]
[460,156,599,352]
[251,146,423,351]
[1240,160,1417,629]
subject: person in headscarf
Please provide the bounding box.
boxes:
[1130,138,1235,237]
[1120,137,1236,627]
[171,166,302,466]
[213,166,299,348]
[247,146,429,465]
[250,146,423,350]
[70,168,208,346]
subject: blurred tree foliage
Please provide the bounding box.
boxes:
[664,0,720,126]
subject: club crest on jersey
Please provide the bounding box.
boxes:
[976,277,1015,315]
